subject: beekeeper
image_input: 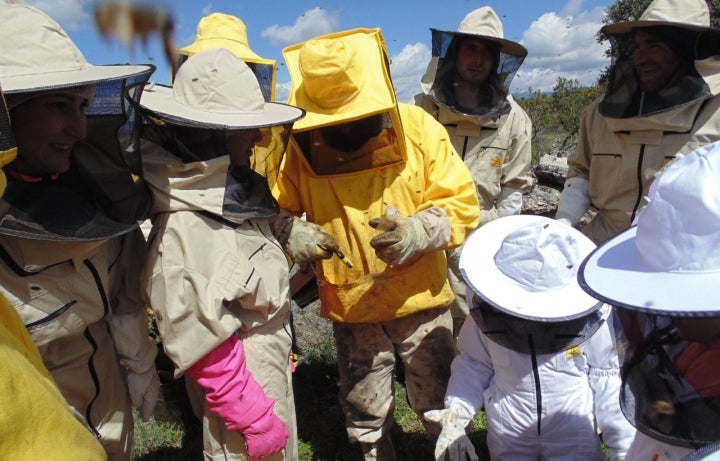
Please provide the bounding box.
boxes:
[0,3,160,460]
[556,0,720,244]
[138,48,305,460]
[427,215,635,461]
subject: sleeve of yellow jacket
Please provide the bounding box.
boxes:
[272,104,480,323]
[402,104,481,246]
[0,295,107,461]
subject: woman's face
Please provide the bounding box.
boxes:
[227,128,262,167]
[11,93,88,176]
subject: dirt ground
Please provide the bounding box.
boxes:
[288,268,332,354]
[290,295,332,354]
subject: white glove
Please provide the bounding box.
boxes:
[555,176,590,226]
[369,205,450,265]
[127,366,161,421]
[424,402,478,461]
[284,217,338,267]
[496,187,523,217]
[606,448,627,461]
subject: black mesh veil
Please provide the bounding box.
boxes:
[131,82,296,224]
[426,29,526,118]
[598,27,716,118]
[613,307,720,448]
[469,295,605,355]
[0,66,156,241]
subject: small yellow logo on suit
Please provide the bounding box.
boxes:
[490,156,502,168]
[566,345,582,359]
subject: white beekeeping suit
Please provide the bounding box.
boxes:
[426,215,634,461]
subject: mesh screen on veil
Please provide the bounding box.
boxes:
[137,103,294,224]
[614,308,720,448]
[427,30,526,118]
[469,296,605,355]
[598,30,711,118]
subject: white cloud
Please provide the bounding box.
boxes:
[261,7,340,46]
[390,42,431,103]
[31,0,90,31]
[518,6,609,92]
[272,2,610,102]
[275,80,293,104]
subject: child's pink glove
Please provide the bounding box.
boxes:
[187,335,289,459]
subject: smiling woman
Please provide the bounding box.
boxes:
[7,92,90,177]
[0,3,161,461]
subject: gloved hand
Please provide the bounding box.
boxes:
[187,335,289,459]
[496,187,523,218]
[273,212,338,267]
[424,401,478,461]
[555,176,590,226]
[369,205,450,265]
[127,365,161,421]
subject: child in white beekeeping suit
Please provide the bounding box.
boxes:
[425,214,635,461]
[579,140,720,461]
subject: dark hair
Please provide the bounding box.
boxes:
[634,26,699,62]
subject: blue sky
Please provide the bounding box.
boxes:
[32,0,614,101]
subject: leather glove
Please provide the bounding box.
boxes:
[369,205,450,265]
[187,335,289,459]
[127,366,161,421]
[424,401,478,461]
[274,212,338,267]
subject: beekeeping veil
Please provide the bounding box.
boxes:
[580,141,720,448]
[598,0,720,118]
[460,215,604,355]
[136,48,304,223]
[0,2,155,241]
[283,28,407,176]
[421,6,527,118]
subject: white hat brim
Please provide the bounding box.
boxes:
[460,215,600,321]
[579,226,720,316]
[140,83,304,129]
[1,64,154,94]
[601,19,712,35]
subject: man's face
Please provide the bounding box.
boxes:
[320,115,383,153]
[632,30,683,93]
[454,37,495,86]
[11,93,88,176]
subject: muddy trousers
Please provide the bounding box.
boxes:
[333,307,455,458]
